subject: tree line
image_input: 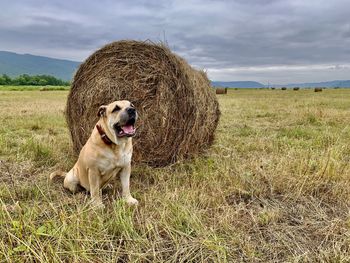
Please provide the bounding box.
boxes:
[0,74,70,86]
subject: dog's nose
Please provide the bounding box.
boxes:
[127,107,136,115]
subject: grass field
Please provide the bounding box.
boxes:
[0,85,69,91]
[0,88,350,262]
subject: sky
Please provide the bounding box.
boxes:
[0,0,350,84]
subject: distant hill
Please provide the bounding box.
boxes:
[212,81,264,88]
[0,51,80,81]
[1,51,349,88]
[212,80,350,88]
[274,80,350,88]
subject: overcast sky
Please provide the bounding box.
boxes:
[1,0,350,84]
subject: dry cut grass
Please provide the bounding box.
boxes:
[0,88,350,262]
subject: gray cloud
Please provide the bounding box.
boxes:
[0,0,350,83]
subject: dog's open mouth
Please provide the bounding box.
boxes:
[114,118,136,137]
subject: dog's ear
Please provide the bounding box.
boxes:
[97,105,107,117]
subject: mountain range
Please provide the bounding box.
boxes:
[0,51,349,87]
[213,80,350,88]
[0,51,80,81]
[272,80,350,88]
[211,81,264,88]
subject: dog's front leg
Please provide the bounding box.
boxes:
[119,164,138,205]
[88,169,104,208]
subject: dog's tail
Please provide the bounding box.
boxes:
[49,170,66,180]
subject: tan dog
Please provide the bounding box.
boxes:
[50,100,138,208]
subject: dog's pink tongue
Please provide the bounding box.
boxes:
[122,125,134,134]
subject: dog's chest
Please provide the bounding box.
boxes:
[98,150,131,175]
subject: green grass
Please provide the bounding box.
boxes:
[0,85,69,91]
[0,88,350,262]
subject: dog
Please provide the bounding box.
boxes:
[50,100,138,208]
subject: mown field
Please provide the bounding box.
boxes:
[0,85,69,91]
[0,87,349,262]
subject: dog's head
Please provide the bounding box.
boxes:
[97,100,137,141]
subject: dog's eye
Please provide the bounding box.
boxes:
[112,105,121,112]
[130,103,135,108]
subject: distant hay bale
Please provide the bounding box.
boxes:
[215,88,227,94]
[66,40,220,167]
[271,87,276,90]
[281,87,287,90]
[314,88,323,92]
[293,87,300,91]
[39,87,50,91]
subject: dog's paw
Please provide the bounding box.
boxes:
[125,196,139,206]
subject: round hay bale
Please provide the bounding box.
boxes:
[281,87,287,90]
[215,88,227,94]
[314,87,323,92]
[66,40,220,167]
[293,87,300,91]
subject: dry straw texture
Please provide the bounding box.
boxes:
[215,88,227,94]
[66,40,220,167]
